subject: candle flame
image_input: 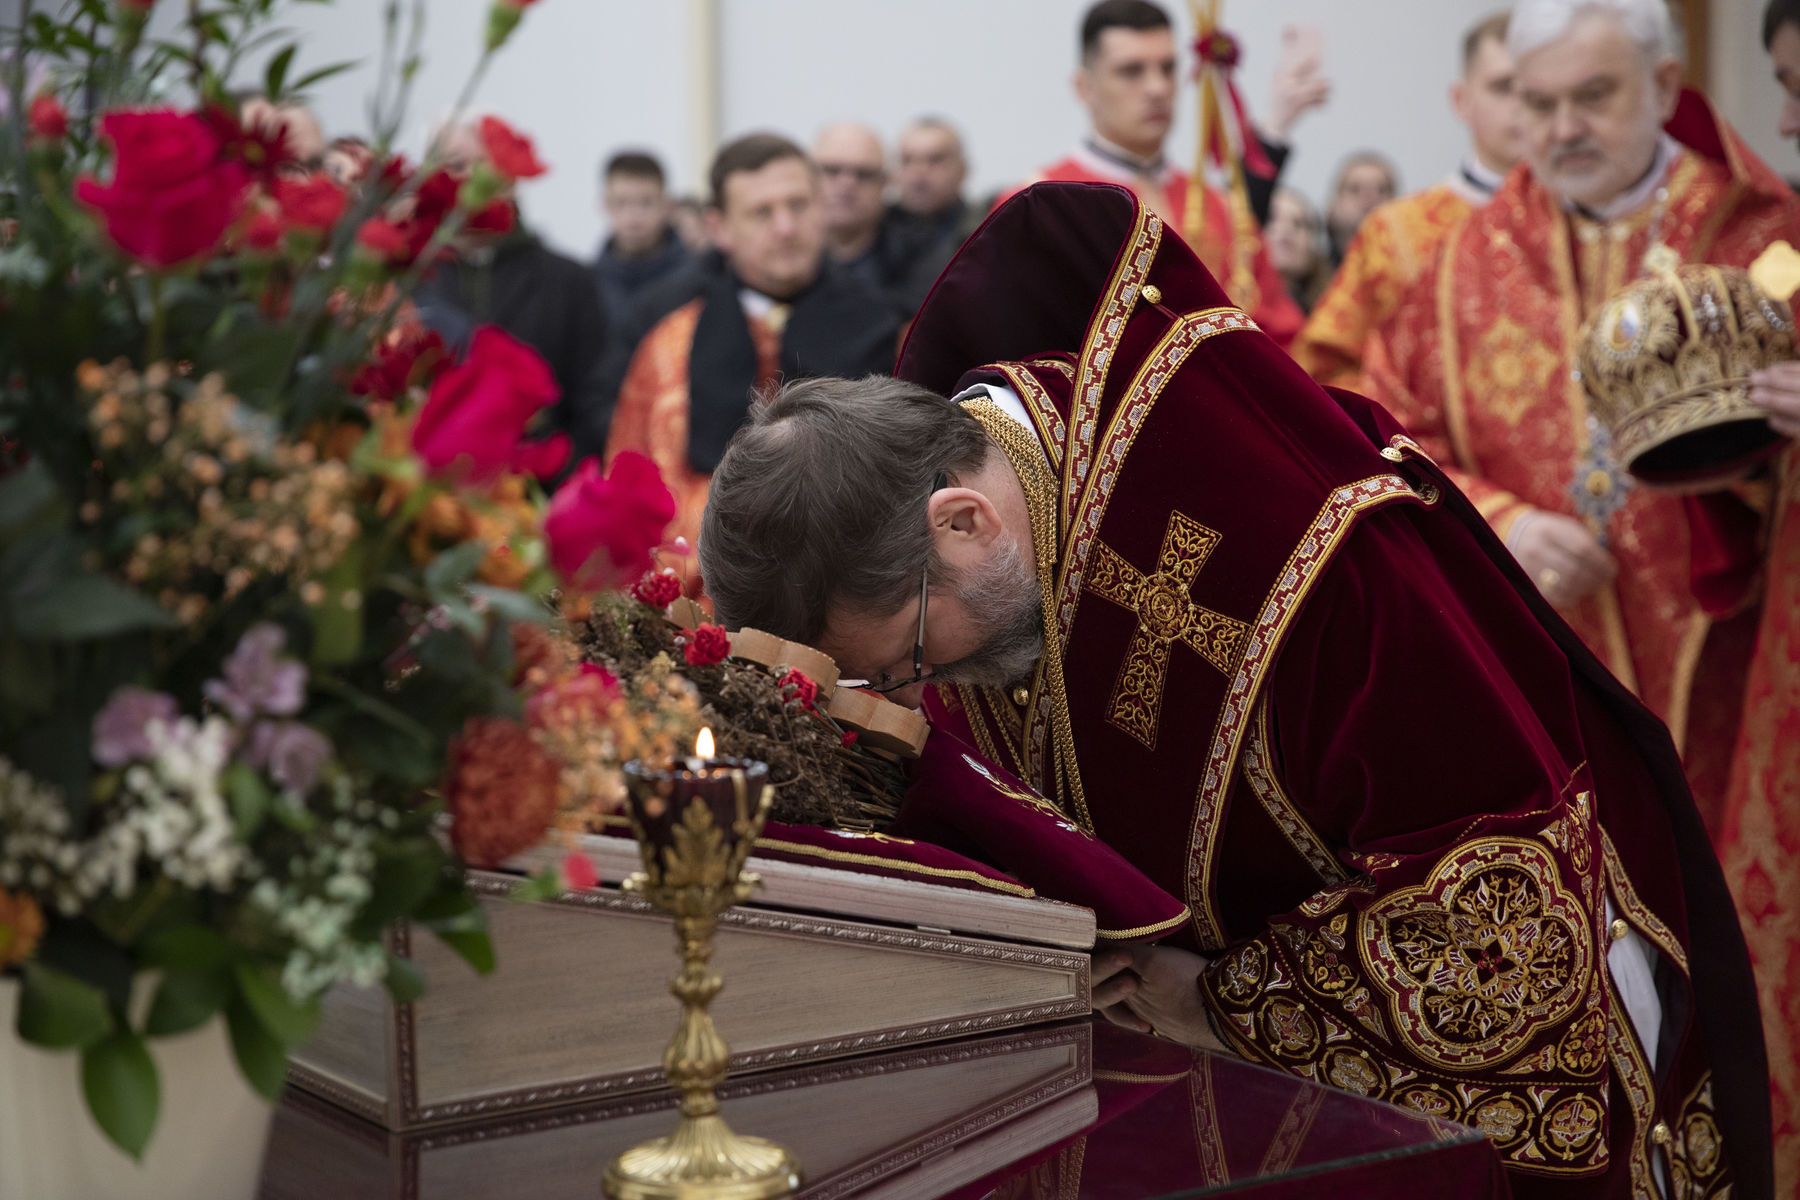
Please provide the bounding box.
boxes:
[695,727,715,758]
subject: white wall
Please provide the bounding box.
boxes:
[188,0,1789,261]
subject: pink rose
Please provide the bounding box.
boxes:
[544,452,675,590]
[411,325,560,483]
[75,109,248,268]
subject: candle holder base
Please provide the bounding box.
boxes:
[604,1113,800,1200]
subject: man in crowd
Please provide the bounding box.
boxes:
[1321,151,1399,268]
[605,133,896,597]
[891,116,981,259]
[1295,11,1523,390]
[1011,0,1302,346]
[414,120,611,471]
[1768,0,1800,151]
[594,152,691,367]
[698,180,1772,1199]
[812,121,955,321]
[1369,0,1800,825]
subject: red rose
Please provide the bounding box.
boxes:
[27,94,66,142]
[777,668,818,710]
[630,569,682,609]
[354,216,409,264]
[352,324,446,401]
[411,325,560,482]
[75,109,248,268]
[239,207,283,253]
[544,451,676,590]
[477,116,547,180]
[684,623,731,667]
[508,434,571,481]
[274,173,347,234]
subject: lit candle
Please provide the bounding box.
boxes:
[622,729,772,880]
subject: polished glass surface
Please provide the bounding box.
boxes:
[257,1019,1503,1199]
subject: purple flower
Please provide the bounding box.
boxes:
[92,686,181,767]
[246,720,332,796]
[205,623,305,723]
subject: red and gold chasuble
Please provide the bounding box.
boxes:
[1368,95,1800,824]
[1714,445,1800,1194]
[604,299,781,597]
[898,181,1771,1197]
[1292,182,1477,393]
[1002,153,1303,350]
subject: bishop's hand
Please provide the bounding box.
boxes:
[1090,944,1231,1052]
[1751,362,1800,439]
[1510,510,1617,609]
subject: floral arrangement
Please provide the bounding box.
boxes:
[0,0,685,1158]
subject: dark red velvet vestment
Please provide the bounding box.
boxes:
[896,183,1771,1199]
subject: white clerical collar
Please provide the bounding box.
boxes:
[1074,135,1172,184]
[1561,133,1680,222]
[738,288,780,319]
[1444,153,1506,206]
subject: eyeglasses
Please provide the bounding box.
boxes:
[855,472,947,695]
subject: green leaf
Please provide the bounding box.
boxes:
[433,927,496,976]
[306,542,366,666]
[224,997,287,1101]
[382,953,425,1006]
[0,458,56,531]
[16,963,113,1049]
[263,43,296,98]
[11,572,181,641]
[136,925,233,971]
[466,585,551,627]
[143,968,231,1038]
[423,539,488,601]
[81,1031,159,1160]
[357,841,444,929]
[290,60,359,92]
[232,963,320,1048]
[508,868,564,905]
[223,762,271,838]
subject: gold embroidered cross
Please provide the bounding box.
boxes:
[1084,511,1249,748]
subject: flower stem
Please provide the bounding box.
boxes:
[146,272,167,363]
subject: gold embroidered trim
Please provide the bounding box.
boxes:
[1243,696,1349,885]
[1035,306,1259,824]
[1599,827,1689,974]
[1190,1056,1235,1187]
[989,361,1068,471]
[960,395,1088,829]
[1092,1069,1191,1084]
[1095,908,1193,940]
[1063,207,1160,530]
[1670,1072,1729,1197]
[749,837,1036,897]
[1606,972,1658,1196]
[1257,1089,1326,1178]
[1185,473,1438,947]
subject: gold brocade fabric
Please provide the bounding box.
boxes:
[1292,183,1476,394]
[1367,141,1800,823]
[603,299,782,599]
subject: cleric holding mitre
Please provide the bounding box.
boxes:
[697,178,1772,1198]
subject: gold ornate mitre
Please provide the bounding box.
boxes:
[1576,261,1796,487]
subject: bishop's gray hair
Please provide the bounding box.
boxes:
[1507,0,1682,65]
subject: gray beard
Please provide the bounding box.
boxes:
[930,533,1045,689]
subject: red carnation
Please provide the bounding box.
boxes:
[777,668,818,710]
[199,103,295,184]
[444,716,561,867]
[27,94,66,143]
[354,216,409,264]
[352,324,446,402]
[544,451,676,590]
[412,325,560,482]
[465,198,516,235]
[75,109,248,269]
[684,623,731,668]
[477,116,547,180]
[274,172,347,235]
[561,851,598,891]
[630,569,682,609]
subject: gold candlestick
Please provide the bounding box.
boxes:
[606,736,802,1200]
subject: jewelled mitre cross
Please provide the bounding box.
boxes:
[1084,510,1250,748]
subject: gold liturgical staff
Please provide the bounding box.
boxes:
[605,730,802,1200]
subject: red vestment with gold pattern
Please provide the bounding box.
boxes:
[1002,150,1302,350]
[896,181,1771,1198]
[1708,443,1800,1194]
[1366,94,1800,826]
[1293,182,1479,393]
